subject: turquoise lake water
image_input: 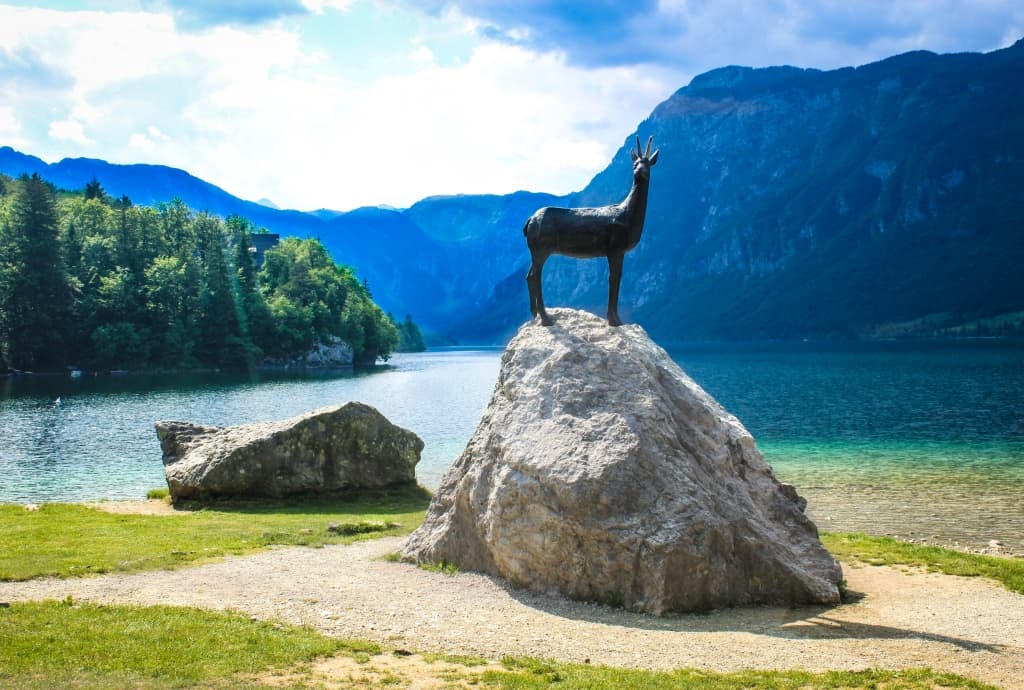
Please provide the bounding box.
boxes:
[2,341,1022,550]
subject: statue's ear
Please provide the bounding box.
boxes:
[648,149,660,166]
[630,149,639,163]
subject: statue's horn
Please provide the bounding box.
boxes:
[644,136,653,158]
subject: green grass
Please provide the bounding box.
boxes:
[0,602,997,689]
[0,599,344,689]
[483,657,998,689]
[418,651,492,667]
[145,487,169,500]
[822,532,1024,595]
[417,560,458,575]
[5,494,1021,602]
[1,499,1014,690]
[0,485,431,581]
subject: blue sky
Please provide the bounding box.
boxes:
[0,1,1021,211]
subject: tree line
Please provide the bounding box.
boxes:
[0,173,423,372]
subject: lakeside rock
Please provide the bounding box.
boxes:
[261,336,355,369]
[402,308,842,613]
[156,402,422,500]
[304,336,355,367]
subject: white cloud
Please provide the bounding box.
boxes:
[129,126,170,152]
[4,2,1017,211]
[315,42,668,207]
[0,4,673,209]
[48,119,93,145]
[421,0,1023,71]
[0,105,22,141]
[185,39,671,210]
[129,133,155,152]
[409,44,436,68]
[301,0,354,13]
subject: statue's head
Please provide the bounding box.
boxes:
[630,135,660,181]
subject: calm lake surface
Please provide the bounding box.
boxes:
[2,341,1022,550]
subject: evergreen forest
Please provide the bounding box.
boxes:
[0,173,419,373]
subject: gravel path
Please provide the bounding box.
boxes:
[2,537,1022,689]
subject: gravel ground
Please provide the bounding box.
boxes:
[3,536,1023,688]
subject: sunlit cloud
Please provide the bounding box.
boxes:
[412,0,1024,70]
[0,105,23,145]
[301,0,355,13]
[140,0,309,30]
[48,119,92,145]
[0,3,674,210]
[0,1,1020,210]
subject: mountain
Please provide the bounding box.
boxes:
[0,147,293,220]
[459,39,1024,342]
[4,39,1023,343]
[0,147,563,333]
[0,147,522,330]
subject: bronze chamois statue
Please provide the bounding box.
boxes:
[524,135,659,327]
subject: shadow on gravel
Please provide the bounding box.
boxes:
[488,576,1008,654]
[779,614,1009,653]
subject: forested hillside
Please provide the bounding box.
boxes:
[0,173,400,372]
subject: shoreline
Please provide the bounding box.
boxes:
[0,363,365,379]
[5,335,1023,377]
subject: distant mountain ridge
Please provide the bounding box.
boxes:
[0,147,267,213]
[0,146,563,333]
[4,38,1023,342]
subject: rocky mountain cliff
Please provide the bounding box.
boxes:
[460,39,1024,342]
[4,39,1022,342]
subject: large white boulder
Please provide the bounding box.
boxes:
[402,308,842,613]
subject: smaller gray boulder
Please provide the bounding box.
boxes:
[156,402,422,500]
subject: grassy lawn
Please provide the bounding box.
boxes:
[0,504,1016,688]
[0,600,352,689]
[484,657,998,689]
[0,484,430,580]
[821,532,1024,595]
[0,601,999,690]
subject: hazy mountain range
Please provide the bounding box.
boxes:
[3,38,1022,343]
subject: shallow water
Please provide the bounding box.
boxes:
[675,341,1024,550]
[2,341,1022,550]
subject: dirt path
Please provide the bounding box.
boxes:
[2,537,1022,689]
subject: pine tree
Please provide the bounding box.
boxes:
[84,176,107,201]
[194,214,252,367]
[0,174,72,369]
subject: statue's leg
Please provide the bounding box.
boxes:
[526,261,538,317]
[533,253,553,326]
[607,252,624,327]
